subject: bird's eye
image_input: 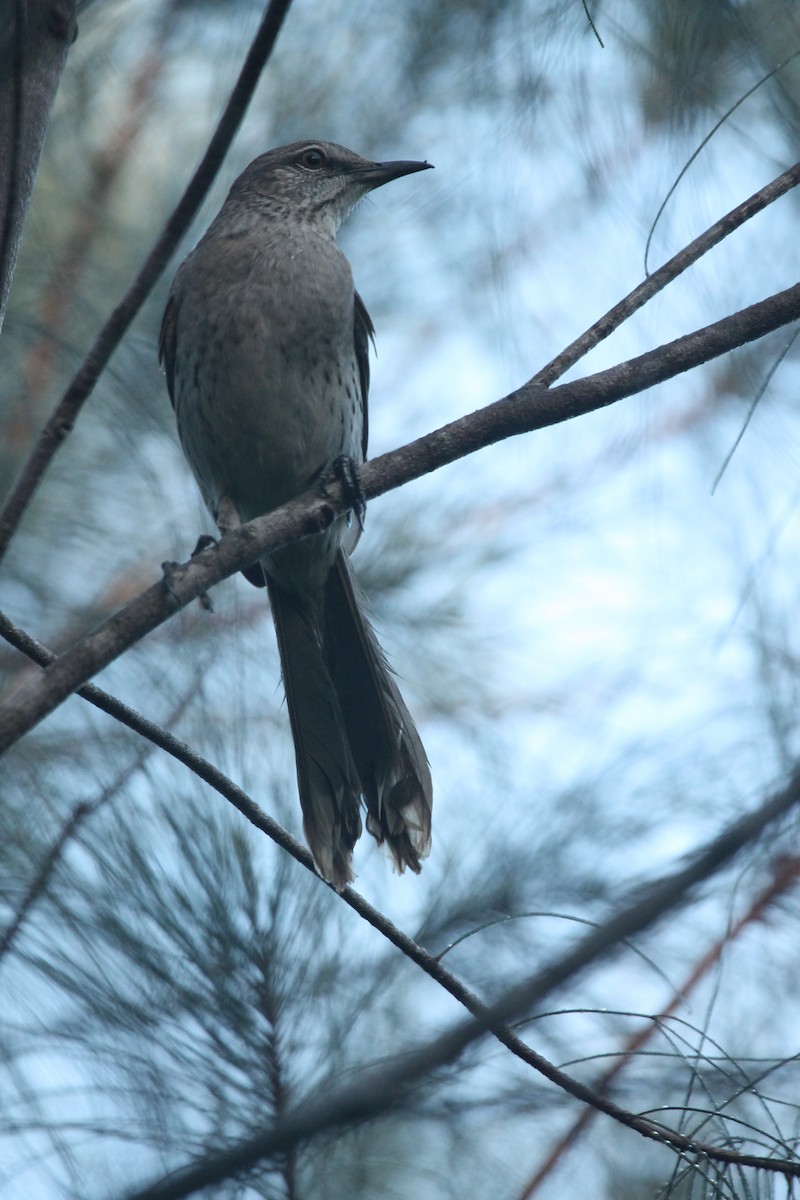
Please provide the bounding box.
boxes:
[299,147,326,170]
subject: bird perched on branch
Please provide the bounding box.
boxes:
[160,141,434,889]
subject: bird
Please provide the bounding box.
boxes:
[159,140,434,889]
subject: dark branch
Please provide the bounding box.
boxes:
[2,279,800,755]
[3,611,797,1191]
[2,612,797,1185]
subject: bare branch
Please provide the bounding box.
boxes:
[4,610,798,1189]
[2,278,800,755]
[0,608,316,850]
[0,0,295,565]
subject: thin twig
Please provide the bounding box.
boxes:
[711,325,800,494]
[0,0,295,565]
[643,51,800,277]
[536,158,800,387]
[580,1,604,48]
[515,857,800,1198]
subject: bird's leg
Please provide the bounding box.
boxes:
[321,455,366,532]
[216,496,266,589]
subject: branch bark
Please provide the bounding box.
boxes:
[1,279,799,755]
[535,157,800,386]
[3,612,798,1190]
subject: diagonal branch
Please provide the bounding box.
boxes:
[0,0,295,565]
[2,279,800,755]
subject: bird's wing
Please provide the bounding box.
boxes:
[354,290,375,459]
[158,291,178,408]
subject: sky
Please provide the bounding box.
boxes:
[4,2,800,1197]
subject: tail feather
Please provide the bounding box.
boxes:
[267,577,362,890]
[322,551,432,874]
[267,552,433,885]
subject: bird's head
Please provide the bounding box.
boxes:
[228,140,433,234]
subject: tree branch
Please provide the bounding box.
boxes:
[3,610,797,1190]
[2,279,800,755]
[0,0,295,564]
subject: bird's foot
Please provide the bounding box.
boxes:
[192,534,218,556]
[322,455,366,531]
[190,534,217,611]
[161,560,183,609]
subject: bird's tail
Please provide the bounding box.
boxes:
[322,551,432,875]
[267,576,362,890]
[267,552,432,888]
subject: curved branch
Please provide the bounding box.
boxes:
[1,279,800,754]
[514,857,800,1199]
[2,612,798,1197]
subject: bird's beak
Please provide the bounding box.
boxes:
[354,159,434,189]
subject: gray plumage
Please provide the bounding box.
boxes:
[160,141,433,889]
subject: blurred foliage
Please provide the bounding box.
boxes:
[3,1,800,1198]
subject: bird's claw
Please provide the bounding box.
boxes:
[161,560,182,608]
[162,536,217,612]
[192,534,218,556]
[322,455,366,531]
[190,534,217,611]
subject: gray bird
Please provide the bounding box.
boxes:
[159,141,433,889]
